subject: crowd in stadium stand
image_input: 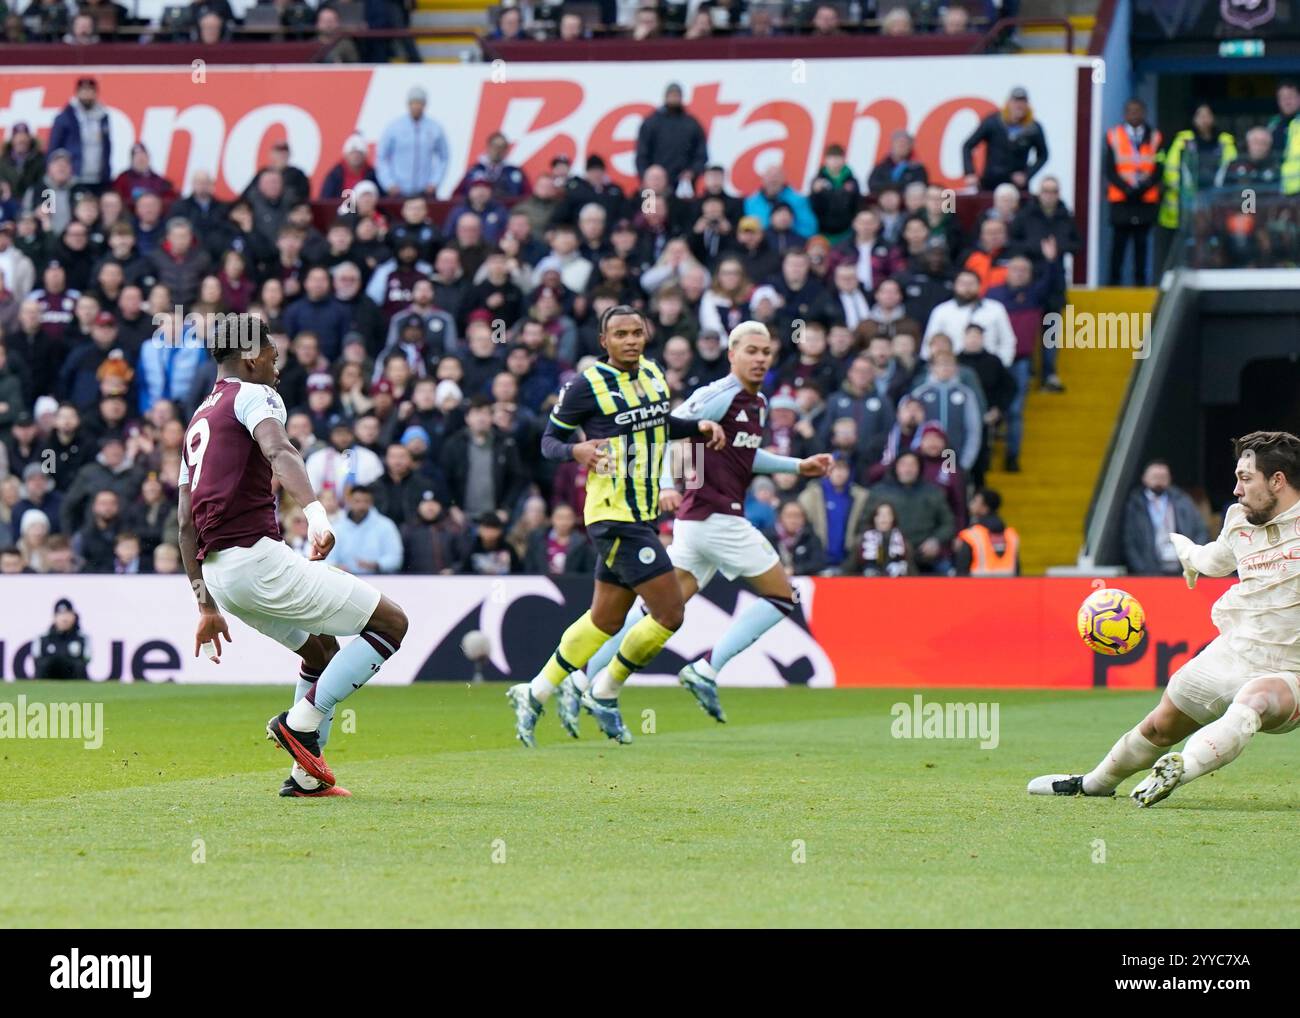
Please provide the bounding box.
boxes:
[0,73,1075,580]
[0,0,1020,51]
[1103,83,1300,277]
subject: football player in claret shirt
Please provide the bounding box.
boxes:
[178,314,409,797]
[560,321,831,731]
[505,305,726,747]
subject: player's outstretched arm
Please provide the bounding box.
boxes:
[752,449,833,476]
[1168,509,1240,587]
[253,418,334,560]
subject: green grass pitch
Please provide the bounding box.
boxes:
[4,681,1299,928]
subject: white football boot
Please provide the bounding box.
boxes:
[1026,774,1114,797]
[1130,752,1184,808]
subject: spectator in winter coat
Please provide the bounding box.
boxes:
[896,242,954,327]
[744,165,818,240]
[0,122,45,207]
[864,451,956,575]
[169,170,229,237]
[960,218,1019,295]
[910,351,982,474]
[867,130,929,195]
[48,77,111,190]
[111,143,177,210]
[136,314,204,415]
[962,86,1049,191]
[147,218,210,305]
[635,83,709,187]
[60,437,142,534]
[445,178,508,246]
[319,133,379,201]
[523,503,594,576]
[923,269,1017,367]
[819,353,893,453]
[0,221,36,302]
[827,208,905,292]
[916,422,968,533]
[808,144,861,243]
[765,499,827,576]
[439,396,526,520]
[454,131,531,200]
[986,249,1063,460]
[328,485,403,574]
[1122,460,1209,576]
[956,322,1018,475]
[847,501,915,577]
[59,311,126,409]
[282,266,353,359]
[400,489,466,574]
[797,456,869,571]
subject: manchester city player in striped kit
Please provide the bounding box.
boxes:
[560,321,831,731]
[505,306,726,746]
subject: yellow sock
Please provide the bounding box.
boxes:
[607,615,676,685]
[539,612,611,687]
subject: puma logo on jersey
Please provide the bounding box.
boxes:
[732,432,762,449]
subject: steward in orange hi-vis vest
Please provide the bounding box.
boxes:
[1106,124,1162,204]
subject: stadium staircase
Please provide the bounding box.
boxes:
[410,0,492,61]
[1014,0,1099,54]
[983,287,1157,575]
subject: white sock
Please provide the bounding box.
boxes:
[529,674,556,704]
[286,696,327,733]
[1082,726,1164,795]
[291,763,321,790]
[692,657,717,680]
[1181,703,1261,782]
[591,667,620,700]
[571,670,591,693]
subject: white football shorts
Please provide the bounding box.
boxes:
[670,513,780,588]
[201,536,381,651]
[1167,635,1300,734]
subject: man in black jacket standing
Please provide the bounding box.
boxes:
[636,84,708,194]
[33,598,91,679]
[439,395,526,522]
[962,87,1049,192]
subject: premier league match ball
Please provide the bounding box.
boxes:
[1077,588,1146,656]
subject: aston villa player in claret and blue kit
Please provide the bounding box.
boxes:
[177,313,409,797]
[558,321,832,734]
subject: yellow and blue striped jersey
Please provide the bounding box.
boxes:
[544,357,691,525]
